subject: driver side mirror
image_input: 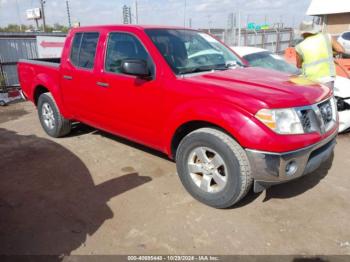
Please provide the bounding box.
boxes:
[121,59,152,79]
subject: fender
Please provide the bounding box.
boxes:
[162,98,255,156]
[31,72,71,118]
[161,97,334,155]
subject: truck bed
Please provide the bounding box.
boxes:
[19,58,61,67]
[17,58,61,102]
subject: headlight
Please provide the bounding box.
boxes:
[255,108,304,134]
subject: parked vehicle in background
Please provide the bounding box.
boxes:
[0,72,22,106]
[232,46,350,133]
[18,26,337,208]
[0,89,22,106]
[232,46,301,75]
[338,32,350,56]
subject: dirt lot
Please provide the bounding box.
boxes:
[0,101,350,256]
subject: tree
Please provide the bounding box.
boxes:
[0,23,69,33]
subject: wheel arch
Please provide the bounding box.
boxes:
[170,120,239,159]
[164,99,255,159]
[33,85,50,105]
[31,73,70,118]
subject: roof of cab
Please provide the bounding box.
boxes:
[70,24,193,32]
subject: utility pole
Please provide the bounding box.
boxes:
[238,11,241,46]
[129,6,132,24]
[183,0,187,27]
[66,0,72,28]
[15,0,23,31]
[135,0,139,24]
[227,13,235,45]
[40,0,46,32]
[208,15,212,34]
[122,5,132,24]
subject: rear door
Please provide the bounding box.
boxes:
[61,31,101,124]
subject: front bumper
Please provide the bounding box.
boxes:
[245,131,337,192]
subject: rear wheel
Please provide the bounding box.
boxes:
[176,128,252,208]
[38,93,71,138]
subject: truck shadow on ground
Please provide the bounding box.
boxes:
[0,128,152,259]
[66,122,97,137]
[67,123,172,161]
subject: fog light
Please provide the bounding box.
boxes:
[285,160,297,176]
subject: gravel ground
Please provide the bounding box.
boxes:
[0,101,349,257]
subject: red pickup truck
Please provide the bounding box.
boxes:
[18,25,338,208]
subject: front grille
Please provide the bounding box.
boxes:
[318,100,333,126]
[300,110,312,132]
[296,97,336,134]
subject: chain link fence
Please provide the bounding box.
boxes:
[202,28,295,54]
[0,32,65,94]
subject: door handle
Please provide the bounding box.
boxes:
[63,75,73,80]
[96,82,109,88]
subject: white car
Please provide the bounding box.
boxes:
[231,46,350,133]
[337,32,350,56]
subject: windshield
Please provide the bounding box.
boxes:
[243,51,300,75]
[145,29,243,75]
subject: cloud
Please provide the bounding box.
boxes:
[0,0,312,29]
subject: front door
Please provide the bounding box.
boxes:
[96,32,163,148]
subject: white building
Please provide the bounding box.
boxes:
[307,0,350,34]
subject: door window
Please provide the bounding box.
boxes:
[105,32,154,75]
[70,32,99,69]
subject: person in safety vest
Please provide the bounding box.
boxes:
[295,21,344,89]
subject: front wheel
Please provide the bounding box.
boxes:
[176,128,252,208]
[37,93,71,138]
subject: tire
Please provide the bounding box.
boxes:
[176,128,252,208]
[0,100,7,106]
[37,93,71,138]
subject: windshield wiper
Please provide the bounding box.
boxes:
[179,64,228,75]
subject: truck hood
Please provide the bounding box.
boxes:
[186,67,331,112]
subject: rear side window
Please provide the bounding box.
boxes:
[71,33,83,66]
[70,32,99,69]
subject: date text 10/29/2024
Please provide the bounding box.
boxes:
[127,256,220,261]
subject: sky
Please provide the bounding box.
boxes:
[0,0,312,29]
